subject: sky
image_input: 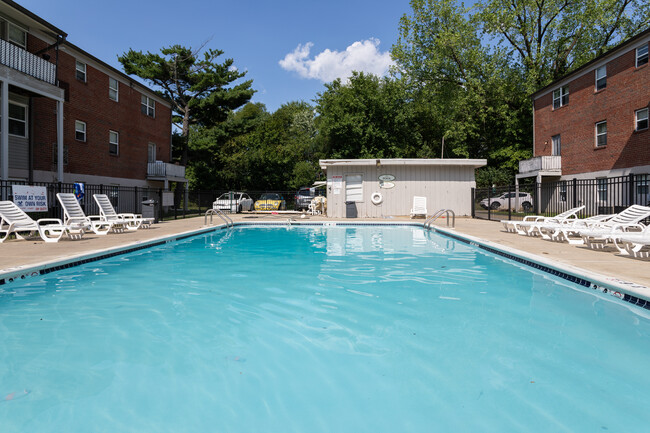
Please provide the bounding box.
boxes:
[22,0,413,112]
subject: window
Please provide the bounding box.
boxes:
[8,102,27,137]
[76,61,86,82]
[75,120,86,141]
[636,108,649,131]
[637,44,649,67]
[7,23,26,48]
[552,86,569,109]
[345,174,363,202]
[596,121,607,147]
[559,182,567,202]
[141,95,155,117]
[109,130,119,155]
[597,178,608,202]
[552,134,561,156]
[109,78,118,101]
[595,66,606,90]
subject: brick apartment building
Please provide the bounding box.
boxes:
[516,28,649,211]
[0,0,185,190]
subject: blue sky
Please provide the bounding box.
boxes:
[23,0,413,112]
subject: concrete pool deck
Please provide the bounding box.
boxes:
[0,214,648,292]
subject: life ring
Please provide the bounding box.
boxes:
[371,192,383,205]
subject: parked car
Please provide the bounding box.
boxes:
[294,186,324,211]
[213,192,254,213]
[254,193,286,211]
[480,192,533,212]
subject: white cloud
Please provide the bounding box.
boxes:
[279,38,394,82]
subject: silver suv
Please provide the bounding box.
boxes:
[480,192,533,212]
[295,187,323,210]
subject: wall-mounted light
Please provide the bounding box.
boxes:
[376,159,381,167]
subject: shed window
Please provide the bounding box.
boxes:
[345,175,363,202]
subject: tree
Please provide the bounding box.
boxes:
[392,0,532,172]
[477,0,650,91]
[315,72,424,159]
[118,45,255,167]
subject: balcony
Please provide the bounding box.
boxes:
[0,39,56,85]
[519,156,562,175]
[147,161,186,181]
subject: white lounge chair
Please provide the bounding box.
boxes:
[410,196,427,218]
[93,194,152,230]
[57,193,114,235]
[0,201,83,243]
[501,206,585,235]
[576,205,650,248]
[614,225,650,257]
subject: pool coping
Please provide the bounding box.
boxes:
[2,220,649,310]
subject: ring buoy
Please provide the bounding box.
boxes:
[371,192,383,205]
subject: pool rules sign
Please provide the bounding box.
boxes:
[12,185,48,212]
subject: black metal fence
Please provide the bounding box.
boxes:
[472,173,650,222]
[0,180,306,221]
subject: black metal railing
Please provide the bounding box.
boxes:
[473,173,650,222]
[1,181,311,222]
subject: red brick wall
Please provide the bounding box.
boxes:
[30,40,171,181]
[534,41,650,176]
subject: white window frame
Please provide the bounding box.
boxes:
[76,60,87,82]
[595,65,606,91]
[109,77,119,102]
[75,120,86,142]
[595,121,607,147]
[345,174,364,203]
[636,44,649,68]
[552,86,569,109]
[7,22,27,49]
[7,101,27,138]
[141,95,155,117]
[597,178,608,202]
[636,108,649,131]
[551,134,561,156]
[109,130,119,155]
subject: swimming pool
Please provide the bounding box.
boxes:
[1,225,649,432]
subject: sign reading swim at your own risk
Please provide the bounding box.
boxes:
[331,175,343,195]
[11,185,48,212]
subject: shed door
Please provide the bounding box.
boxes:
[345,174,363,202]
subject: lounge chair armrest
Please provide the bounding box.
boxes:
[88,215,103,221]
[522,216,543,222]
[36,218,64,225]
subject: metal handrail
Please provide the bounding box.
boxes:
[424,209,455,229]
[205,208,233,228]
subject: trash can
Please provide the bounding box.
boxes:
[142,199,158,223]
[345,201,357,218]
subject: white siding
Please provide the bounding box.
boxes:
[325,162,479,218]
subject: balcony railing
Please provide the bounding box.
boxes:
[0,39,56,85]
[147,161,186,179]
[519,156,562,174]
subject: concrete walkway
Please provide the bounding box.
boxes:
[0,214,647,290]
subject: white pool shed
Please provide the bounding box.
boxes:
[319,158,487,218]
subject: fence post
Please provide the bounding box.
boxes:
[471,188,475,218]
[159,188,163,222]
[504,184,508,221]
[629,173,635,206]
[133,186,138,214]
[198,190,201,216]
[572,178,577,209]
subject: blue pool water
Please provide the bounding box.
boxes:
[1,225,649,432]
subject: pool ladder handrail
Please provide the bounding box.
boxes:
[205,208,234,228]
[424,209,455,229]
